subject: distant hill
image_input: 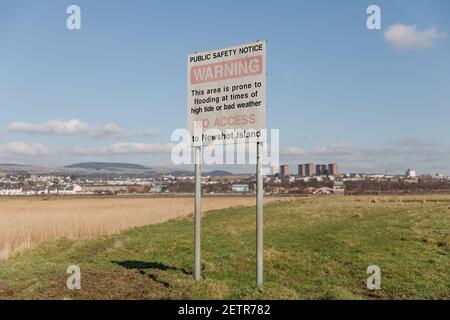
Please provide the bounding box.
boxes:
[167,170,194,176]
[0,163,30,167]
[204,170,234,176]
[0,163,50,175]
[0,163,239,178]
[64,162,147,170]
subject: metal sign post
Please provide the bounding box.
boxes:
[194,145,202,280]
[187,41,267,285]
[256,141,264,286]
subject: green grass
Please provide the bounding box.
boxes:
[0,196,449,299]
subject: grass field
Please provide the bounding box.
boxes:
[0,195,449,299]
[0,196,282,260]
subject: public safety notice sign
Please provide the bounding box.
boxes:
[187,41,267,146]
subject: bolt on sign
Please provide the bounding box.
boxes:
[187,41,267,146]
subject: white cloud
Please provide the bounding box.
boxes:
[395,138,440,147]
[281,141,450,174]
[384,24,447,50]
[8,119,126,139]
[9,119,90,135]
[310,143,354,156]
[97,142,173,155]
[58,142,174,156]
[0,141,51,157]
[281,143,354,157]
[90,123,125,138]
[138,129,161,137]
[0,141,174,159]
[282,147,305,156]
[7,119,162,139]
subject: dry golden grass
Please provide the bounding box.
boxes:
[0,196,284,260]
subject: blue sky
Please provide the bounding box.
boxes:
[0,0,449,174]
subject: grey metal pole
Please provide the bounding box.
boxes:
[194,145,202,281]
[256,141,264,286]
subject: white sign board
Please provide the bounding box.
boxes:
[187,41,267,146]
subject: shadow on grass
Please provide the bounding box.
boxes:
[111,260,191,288]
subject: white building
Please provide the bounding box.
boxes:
[406,169,417,178]
[231,184,250,193]
[0,188,24,195]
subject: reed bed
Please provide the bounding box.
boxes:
[0,196,282,260]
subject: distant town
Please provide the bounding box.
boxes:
[1,162,450,197]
